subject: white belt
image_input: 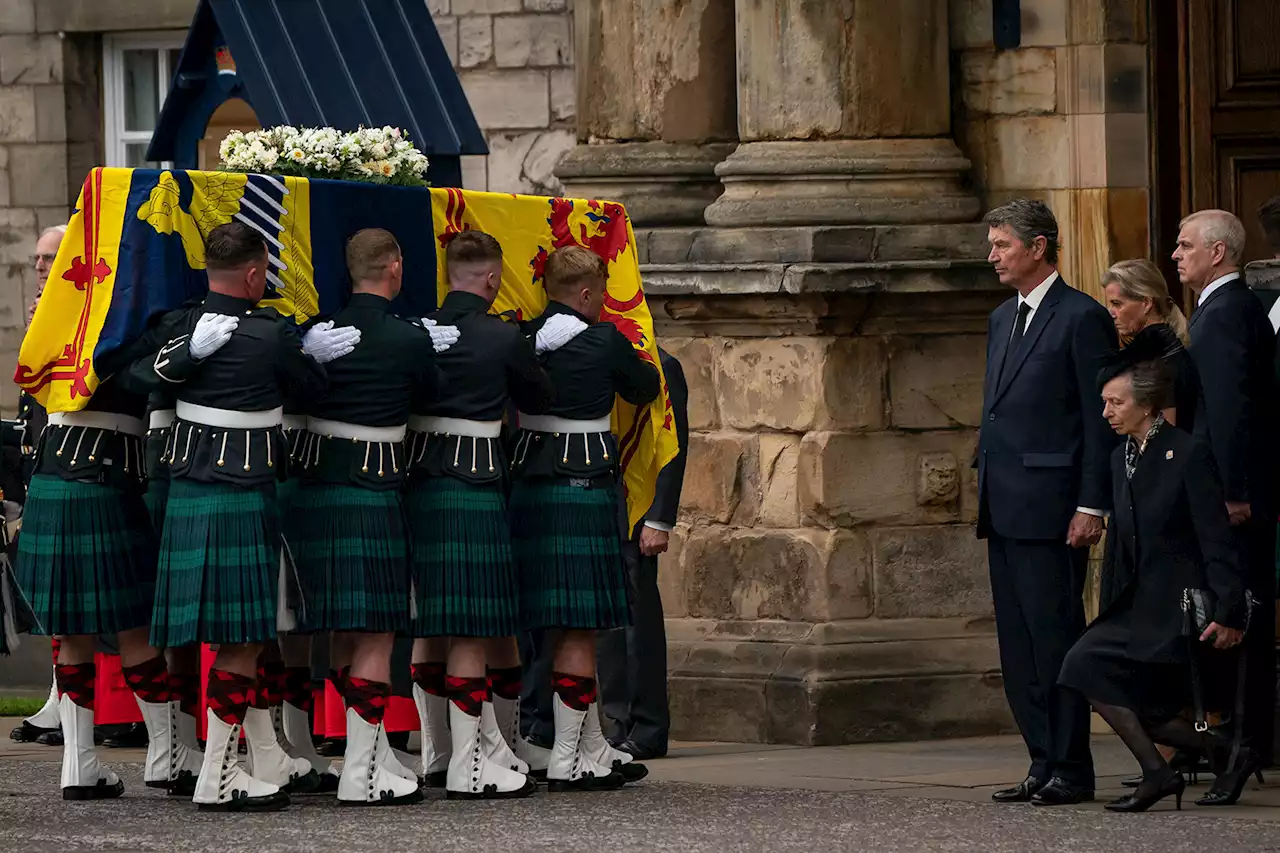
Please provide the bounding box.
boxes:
[409,416,502,439]
[176,401,283,430]
[148,409,176,431]
[281,415,307,432]
[307,417,406,443]
[518,413,611,434]
[48,411,145,437]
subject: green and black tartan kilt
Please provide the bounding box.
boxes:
[150,478,281,647]
[408,475,519,638]
[16,475,157,636]
[288,483,410,634]
[509,477,630,631]
[143,475,170,534]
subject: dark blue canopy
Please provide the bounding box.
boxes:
[147,0,486,184]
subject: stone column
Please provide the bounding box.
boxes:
[554,0,737,225]
[705,0,978,226]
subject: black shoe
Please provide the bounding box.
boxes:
[36,730,64,747]
[9,722,59,744]
[101,723,148,749]
[63,777,125,801]
[281,769,321,795]
[546,770,627,792]
[618,739,666,761]
[613,760,649,783]
[422,770,448,788]
[1197,747,1263,806]
[1106,771,1185,813]
[1031,777,1094,806]
[308,771,341,795]
[197,791,291,812]
[386,730,411,752]
[166,771,197,797]
[315,738,346,757]
[1120,774,1142,789]
[446,777,537,800]
[992,776,1048,803]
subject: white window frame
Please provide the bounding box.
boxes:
[102,31,187,169]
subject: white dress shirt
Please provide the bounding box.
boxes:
[1014,270,1103,519]
[1197,271,1240,307]
[1013,270,1059,338]
[643,520,672,533]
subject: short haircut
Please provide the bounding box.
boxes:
[1260,197,1280,255]
[984,198,1061,265]
[205,221,268,272]
[1180,209,1246,266]
[545,245,607,294]
[345,228,402,283]
[1123,358,1173,413]
[445,230,503,267]
[38,225,67,241]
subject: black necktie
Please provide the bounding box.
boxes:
[1000,301,1032,382]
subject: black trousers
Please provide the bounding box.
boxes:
[988,534,1094,786]
[1234,516,1276,763]
[597,539,669,751]
[519,628,559,746]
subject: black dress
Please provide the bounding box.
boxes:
[1059,423,1246,723]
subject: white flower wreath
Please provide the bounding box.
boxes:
[218,125,430,186]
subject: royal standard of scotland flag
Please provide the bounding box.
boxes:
[16,167,677,530]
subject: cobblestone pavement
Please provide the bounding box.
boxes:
[3,723,1279,853]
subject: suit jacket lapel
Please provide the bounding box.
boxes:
[985,299,1015,410]
[993,280,1063,403]
[1190,278,1244,332]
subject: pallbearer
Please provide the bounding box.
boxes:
[146,221,360,812]
[15,298,238,800]
[407,231,568,799]
[290,228,452,807]
[509,246,660,791]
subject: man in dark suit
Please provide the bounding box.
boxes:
[1176,209,1277,766]
[978,199,1118,806]
[598,348,688,760]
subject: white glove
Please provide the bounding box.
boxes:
[189,313,240,360]
[302,321,361,364]
[536,313,589,354]
[417,318,461,353]
[1,500,21,523]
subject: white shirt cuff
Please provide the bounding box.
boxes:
[643,520,673,532]
[1076,506,1106,518]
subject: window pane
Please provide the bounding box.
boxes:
[122,50,159,132]
[167,48,182,83]
[124,143,161,170]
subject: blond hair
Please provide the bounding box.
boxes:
[1179,209,1246,266]
[345,228,401,284]
[545,245,607,296]
[1102,259,1189,345]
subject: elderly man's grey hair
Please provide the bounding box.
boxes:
[1179,209,1246,266]
[984,198,1061,265]
[39,224,67,241]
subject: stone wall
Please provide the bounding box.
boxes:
[950,0,1151,301]
[432,0,577,194]
[0,0,71,416]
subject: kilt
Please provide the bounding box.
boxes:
[408,476,519,638]
[143,475,169,533]
[16,475,157,637]
[150,478,281,647]
[509,477,629,631]
[289,483,410,634]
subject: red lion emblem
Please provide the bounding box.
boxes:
[529,198,652,364]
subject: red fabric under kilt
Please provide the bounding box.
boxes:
[312,680,416,737]
[93,653,143,725]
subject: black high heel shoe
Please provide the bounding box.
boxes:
[1106,771,1186,813]
[1196,747,1262,807]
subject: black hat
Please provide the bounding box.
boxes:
[1096,323,1181,392]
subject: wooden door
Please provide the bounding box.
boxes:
[1151,0,1280,293]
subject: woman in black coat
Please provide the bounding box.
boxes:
[1058,350,1250,812]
